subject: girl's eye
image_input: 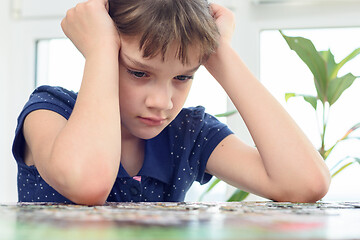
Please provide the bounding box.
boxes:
[174,75,193,81]
[127,69,148,78]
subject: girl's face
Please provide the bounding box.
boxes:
[119,36,201,140]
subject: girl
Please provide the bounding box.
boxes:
[13,0,330,205]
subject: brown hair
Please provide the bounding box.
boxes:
[108,0,219,64]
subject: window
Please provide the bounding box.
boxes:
[260,28,360,201]
[36,39,84,90]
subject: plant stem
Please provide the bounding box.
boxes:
[320,102,330,159]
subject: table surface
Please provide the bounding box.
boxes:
[0,201,360,240]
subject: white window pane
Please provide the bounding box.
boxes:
[185,66,228,120]
[260,28,360,201]
[36,38,84,92]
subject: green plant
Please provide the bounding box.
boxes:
[200,31,360,202]
[281,31,360,177]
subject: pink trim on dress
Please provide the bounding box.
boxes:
[133,176,141,182]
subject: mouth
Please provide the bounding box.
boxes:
[138,116,167,126]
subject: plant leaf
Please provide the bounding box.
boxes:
[319,50,337,80]
[331,162,354,178]
[340,122,360,140]
[215,110,237,118]
[349,122,360,132]
[285,93,318,110]
[325,123,360,159]
[198,178,221,201]
[227,189,249,202]
[330,156,352,172]
[325,137,360,159]
[280,31,328,102]
[303,95,318,110]
[331,157,360,178]
[327,73,357,105]
[331,48,360,79]
[285,93,296,102]
[347,136,360,141]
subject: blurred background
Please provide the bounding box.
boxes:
[1,0,360,203]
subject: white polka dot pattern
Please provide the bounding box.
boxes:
[13,86,233,203]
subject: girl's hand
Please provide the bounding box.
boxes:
[204,4,235,77]
[61,0,120,58]
[209,3,235,45]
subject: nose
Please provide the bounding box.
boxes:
[145,82,173,111]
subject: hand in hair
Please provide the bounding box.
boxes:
[209,3,235,44]
[61,0,120,58]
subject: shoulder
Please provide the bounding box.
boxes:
[22,85,77,120]
[179,106,206,118]
[28,85,77,107]
[12,85,77,165]
[172,106,230,131]
[167,105,233,142]
[172,106,211,125]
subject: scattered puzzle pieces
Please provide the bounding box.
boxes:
[0,201,359,239]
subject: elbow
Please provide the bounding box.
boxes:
[50,157,116,205]
[280,173,331,203]
[48,137,120,205]
[67,166,115,205]
[311,173,331,202]
[299,164,331,203]
[271,170,331,203]
[70,181,112,205]
[294,177,330,203]
[281,154,331,203]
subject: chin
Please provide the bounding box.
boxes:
[132,128,163,140]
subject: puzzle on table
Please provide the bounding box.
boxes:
[0,201,359,239]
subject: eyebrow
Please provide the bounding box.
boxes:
[122,53,201,75]
[122,53,157,71]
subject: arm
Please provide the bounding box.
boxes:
[204,4,330,202]
[23,0,121,205]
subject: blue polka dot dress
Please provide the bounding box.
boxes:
[12,85,233,203]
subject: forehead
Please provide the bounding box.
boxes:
[120,35,202,68]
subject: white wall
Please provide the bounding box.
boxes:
[0,0,14,202]
[0,0,67,202]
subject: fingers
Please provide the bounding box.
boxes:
[91,0,109,10]
[209,3,224,19]
[105,1,109,12]
[61,7,74,37]
[209,3,235,26]
[208,3,235,44]
[66,0,108,14]
[87,0,109,7]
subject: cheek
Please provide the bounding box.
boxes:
[119,72,136,107]
[171,82,192,108]
[176,81,192,100]
[119,67,135,95]
[119,85,137,109]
